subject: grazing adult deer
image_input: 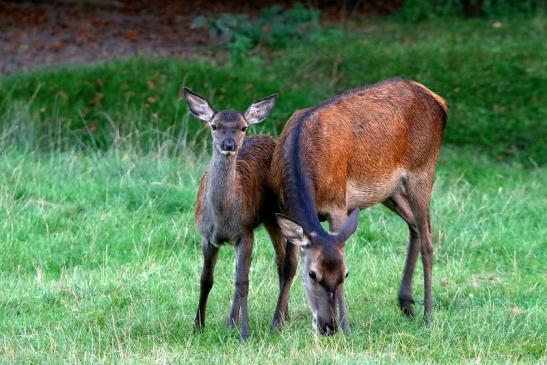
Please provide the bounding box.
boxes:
[269,78,447,335]
[184,88,284,340]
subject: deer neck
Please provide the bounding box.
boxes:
[284,116,328,237]
[206,151,239,211]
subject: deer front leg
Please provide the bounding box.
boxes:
[195,239,219,330]
[329,208,352,335]
[228,233,253,340]
[264,219,289,323]
[336,283,351,335]
[271,241,299,330]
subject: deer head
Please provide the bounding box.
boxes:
[183,87,277,156]
[276,208,360,335]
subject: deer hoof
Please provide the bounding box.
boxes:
[424,313,432,327]
[270,319,285,332]
[398,297,416,317]
[193,322,205,332]
[240,329,250,341]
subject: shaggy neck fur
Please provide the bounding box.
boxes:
[284,111,328,238]
[206,149,239,213]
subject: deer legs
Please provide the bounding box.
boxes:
[195,234,254,340]
[406,176,434,325]
[195,239,219,329]
[384,176,434,324]
[264,220,289,323]
[383,193,419,317]
[335,284,350,334]
[328,210,352,334]
[228,233,253,340]
[270,241,299,330]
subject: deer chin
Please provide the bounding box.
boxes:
[219,150,236,156]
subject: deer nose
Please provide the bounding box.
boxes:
[221,139,236,152]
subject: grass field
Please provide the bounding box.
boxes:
[0,147,545,363]
[1,14,545,164]
[0,12,546,364]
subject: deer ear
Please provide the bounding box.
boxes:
[183,87,215,122]
[337,208,360,244]
[276,213,311,247]
[244,94,278,125]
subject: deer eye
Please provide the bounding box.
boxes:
[210,125,217,131]
[308,270,317,280]
[241,126,247,132]
[345,271,349,279]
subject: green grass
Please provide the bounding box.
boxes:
[0,14,545,164]
[0,13,546,364]
[0,147,544,363]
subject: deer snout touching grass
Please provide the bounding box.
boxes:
[184,88,286,341]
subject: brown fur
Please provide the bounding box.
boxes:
[271,78,446,213]
[195,135,276,232]
[194,134,285,341]
[185,87,283,340]
[270,77,447,333]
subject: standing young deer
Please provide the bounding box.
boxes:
[184,88,284,340]
[270,78,447,335]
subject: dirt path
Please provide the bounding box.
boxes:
[0,1,393,75]
[0,1,219,75]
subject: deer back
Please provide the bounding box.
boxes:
[271,78,447,213]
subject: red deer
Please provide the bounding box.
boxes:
[269,78,447,335]
[184,88,285,340]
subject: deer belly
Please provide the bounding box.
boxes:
[211,231,240,246]
[346,170,406,209]
[204,225,241,246]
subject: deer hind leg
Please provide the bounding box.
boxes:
[264,219,289,322]
[383,191,419,317]
[404,171,435,325]
[228,233,253,340]
[195,239,220,329]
